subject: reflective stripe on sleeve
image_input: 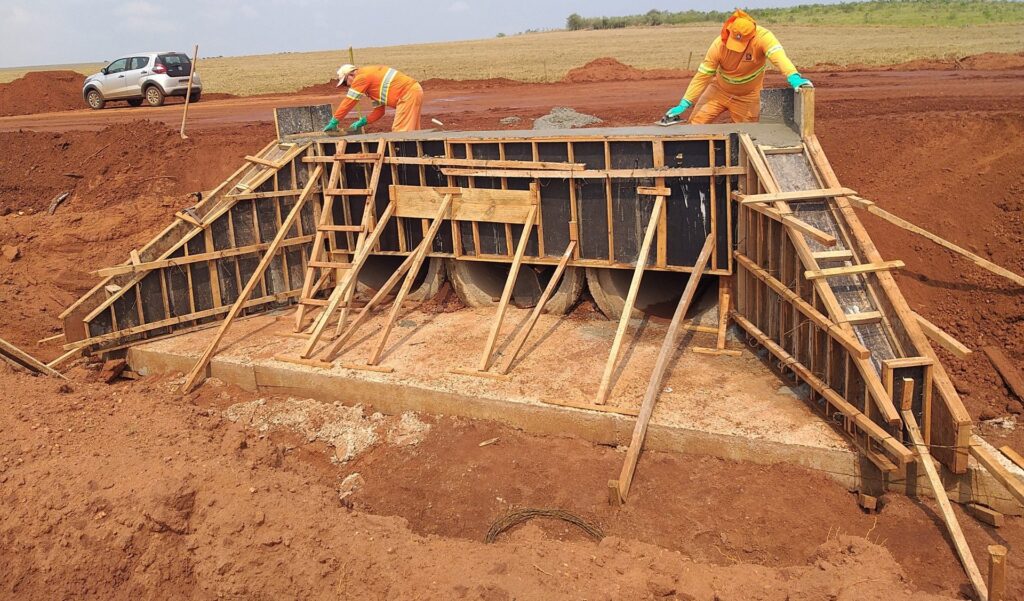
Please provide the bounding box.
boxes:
[697,65,717,75]
[765,44,783,57]
[346,89,363,101]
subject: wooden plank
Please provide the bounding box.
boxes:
[780,215,837,248]
[856,202,1024,288]
[91,236,314,277]
[477,206,538,372]
[845,311,882,325]
[733,187,856,205]
[245,155,284,168]
[390,185,537,223]
[915,312,972,360]
[999,445,1024,471]
[439,166,746,179]
[900,377,915,412]
[971,436,1024,507]
[966,504,1004,528]
[367,195,453,365]
[812,249,854,261]
[905,412,988,601]
[595,196,666,404]
[983,346,1024,401]
[181,165,324,393]
[0,337,68,379]
[610,235,715,505]
[804,261,904,281]
[496,241,577,374]
[637,186,671,196]
[385,156,585,170]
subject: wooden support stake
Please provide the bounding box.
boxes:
[903,410,988,601]
[988,545,1007,601]
[983,346,1024,401]
[181,165,323,393]
[496,241,577,375]
[179,44,199,139]
[900,377,916,412]
[595,196,666,404]
[477,206,538,372]
[856,202,1024,288]
[610,235,714,505]
[322,246,423,361]
[0,336,68,379]
[914,312,972,359]
[970,436,1024,508]
[999,446,1024,471]
[367,195,453,365]
[733,187,856,205]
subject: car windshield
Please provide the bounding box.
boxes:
[158,54,191,67]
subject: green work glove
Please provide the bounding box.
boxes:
[787,73,812,89]
[323,117,339,132]
[665,99,693,119]
[350,116,368,131]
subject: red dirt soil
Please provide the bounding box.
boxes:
[562,57,690,83]
[0,70,86,117]
[1,55,1023,598]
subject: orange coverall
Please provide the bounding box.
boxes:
[683,27,799,124]
[333,65,423,132]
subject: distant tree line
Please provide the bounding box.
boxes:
[566,1,1024,30]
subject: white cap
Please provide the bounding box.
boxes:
[336,64,356,86]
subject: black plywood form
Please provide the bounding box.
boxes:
[275,104,334,138]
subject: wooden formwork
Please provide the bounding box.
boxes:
[732,128,972,475]
[62,126,744,355]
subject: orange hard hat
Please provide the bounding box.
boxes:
[721,10,757,53]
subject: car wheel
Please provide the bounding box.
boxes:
[127,99,143,107]
[144,85,165,107]
[189,92,201,103]
[86,89,105,110]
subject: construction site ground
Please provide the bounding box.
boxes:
[1,57,1023,599]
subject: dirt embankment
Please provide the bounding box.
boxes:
[812,51,1024,72]
[0,71,86,117]
[0,120,275,352]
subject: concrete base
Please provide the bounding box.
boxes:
[127,305,1022,515]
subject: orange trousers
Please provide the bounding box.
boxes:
[689,82,760,124]
[392,83,423,132]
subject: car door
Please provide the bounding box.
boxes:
[121,56,150,97]
[101,58,130,98]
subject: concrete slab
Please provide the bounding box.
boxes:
[129,302,863,486]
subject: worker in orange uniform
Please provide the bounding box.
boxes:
[323,64,423,133]
[664,10,812,124]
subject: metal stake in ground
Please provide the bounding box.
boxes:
[180,44,199,140]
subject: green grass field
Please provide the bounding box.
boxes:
[568,0,1024,29]
[1,22,1022,96]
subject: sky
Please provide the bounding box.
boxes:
[0,0,847,69]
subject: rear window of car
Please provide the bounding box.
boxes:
[157,53,191,67]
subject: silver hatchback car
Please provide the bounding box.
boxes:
[82,51,202,109]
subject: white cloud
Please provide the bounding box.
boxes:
[448,1,469,13]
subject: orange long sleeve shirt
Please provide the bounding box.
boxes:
[683,26,798,103]
[333,65,419,123]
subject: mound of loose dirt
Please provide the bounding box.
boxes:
[561,57,689,83]
[0,70,86,117]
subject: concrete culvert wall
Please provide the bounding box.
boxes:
[447,260,584,314]
[357,256,446,302]
[586,268,716,320]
